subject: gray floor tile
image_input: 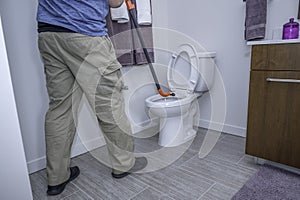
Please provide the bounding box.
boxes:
[219,134,246,144]
[30,128,258,200]
[236,155,261,171]
[130,187,175,200]
[172,129,226,167]
[171,149,199,167]
[63,190,93,200]
[202,136,246,164]
[191,128,227,153]
[144,143,193,170]
[182,129,207,153]
[132,166,215,200]
[199,183,238,200]
[180,155,256,189]
[134,134,161,153]
[72,157,147,200]
[134,132,196,172]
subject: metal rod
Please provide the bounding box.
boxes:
[127,8,174,97]
[128,10,160,89]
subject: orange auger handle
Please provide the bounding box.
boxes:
[158,89,170,97]
[125,0,135,10]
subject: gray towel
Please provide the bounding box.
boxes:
[106,15,135,66]
[298,1,300,19]
[245,0,267,41]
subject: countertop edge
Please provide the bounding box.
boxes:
[247,39,300,46]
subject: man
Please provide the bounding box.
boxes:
[37,0,147,196]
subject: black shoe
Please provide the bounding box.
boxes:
[111,157,147,179]
[47,166,80,196]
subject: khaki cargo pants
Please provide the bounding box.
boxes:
[38,32,135,186]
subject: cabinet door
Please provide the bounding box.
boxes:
[246,71,300,168]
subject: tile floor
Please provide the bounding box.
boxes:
[30,128,260,200]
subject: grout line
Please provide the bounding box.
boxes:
[235,155,246,165]
[236,163,259,174]
[72,182,94,200]
[205,155,254,174]
[235,155,260,173]
[129,175,152,189]
[128,186,149,200]
[177,164,217,186]
[179,153,199,166]
[179,158,247,189]
[218,133,227,142]
[61,190,80,200]
[139,186,176,200]
[197,182,216,200]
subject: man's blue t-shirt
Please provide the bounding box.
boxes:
[37,0,109,36]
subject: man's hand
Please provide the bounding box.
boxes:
[109,0,124,8]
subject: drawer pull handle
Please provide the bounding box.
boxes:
[266,78,300,83]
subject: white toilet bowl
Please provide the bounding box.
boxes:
[145,43,216,147]
[146,93,200,147]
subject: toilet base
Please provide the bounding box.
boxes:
[158,114,197,147]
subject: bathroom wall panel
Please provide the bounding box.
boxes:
[0,17,33,200]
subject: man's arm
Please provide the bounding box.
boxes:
[109,0,124,8]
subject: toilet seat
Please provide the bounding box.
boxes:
[167,44,199,96]
[146,43,200,107]
[145,94,196,108]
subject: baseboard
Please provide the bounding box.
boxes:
[27,137,105,174]
[27,157,47,174]
[199,119,246,137]
[254,157,300,175]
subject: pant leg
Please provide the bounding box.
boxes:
[38,33,83,185]
[59,33,135,174]
[95,69,135,174]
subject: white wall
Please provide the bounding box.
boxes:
[0,0,104,174]
[0,17,32,200]
[165,0,299,136]
[0,0,48,173]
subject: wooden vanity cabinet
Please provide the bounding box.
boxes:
[246,43,300,169]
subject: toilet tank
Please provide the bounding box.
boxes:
[195,52,216,92]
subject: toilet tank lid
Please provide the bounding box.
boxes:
[197,52,216,58]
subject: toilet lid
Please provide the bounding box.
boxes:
[167,44,199,93]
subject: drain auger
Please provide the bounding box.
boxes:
[125,0,175,97]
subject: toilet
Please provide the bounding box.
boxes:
[145,43,216,147]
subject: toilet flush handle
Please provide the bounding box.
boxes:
[190,80,196,84]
